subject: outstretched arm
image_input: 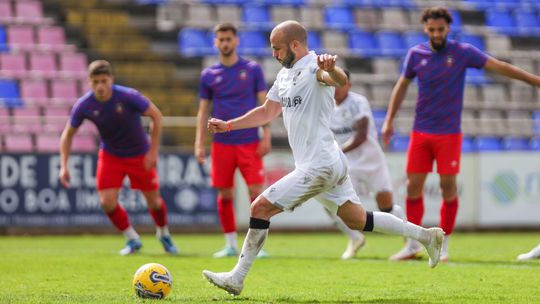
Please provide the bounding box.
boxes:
[381,76,412,145]
[484,57,540,87]
[257,90,272,157]
[208,99,282,134]
[195,99,211,164]
[143,101,163,170]
[59,124,78,188]
[342,117,368,153]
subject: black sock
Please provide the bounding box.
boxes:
[249,217,270,229]
[363,211,374,232]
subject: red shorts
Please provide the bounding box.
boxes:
[210,141,265,188]
[96,149,159,191]
[406,131,462,175]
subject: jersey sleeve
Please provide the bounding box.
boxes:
[267,79,280,103]
[253,63,267,93]
[354,96,371,121]
[126,89,150,113]
[464,43,489,69]
[69,100,85,128]
[198,70,212,100]
[401,49,417,79]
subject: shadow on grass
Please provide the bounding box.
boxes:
[209,296,434,304]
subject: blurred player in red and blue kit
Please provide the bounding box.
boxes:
[60,60,178,255]
[383,7,540,262]
[195,23,271,258]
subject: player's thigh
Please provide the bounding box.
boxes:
[261,168,329,212]
[237,142,265,186]
[210,142,237,188]
[406,131,435,173]
[433,133,462,174]
[125,155,160,191]
[315,174,362,216]
[96,150,126,190]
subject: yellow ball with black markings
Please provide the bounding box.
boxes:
[132,263,172,299]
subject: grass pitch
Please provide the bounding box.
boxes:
[1,232,539,303]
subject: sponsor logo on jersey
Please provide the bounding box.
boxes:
[93,110,99,117]
[280,96,303,108]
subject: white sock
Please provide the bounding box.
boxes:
[123,226,139,240]
[231,228,268,282]
[441,235,450,256]
[326,208,363,240]
[225,232,238,250]
[156,226,170,238]
[372,212,429,244]
[390,204,406,221]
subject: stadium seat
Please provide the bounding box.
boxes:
[0,79,22,107]
[7,25,35,51]
[51,79,79,106]
[0,26,8,52]
[72,134,98,152]
[529,137,540,150]
[503,136,530,150]
[389,134,410,152]
[307,31,323,53]
[458,33,485,51]
[449,9,463,33]
[0,1,14,24]
[514,8,540,36]
[178,28,214,57]
[485,9,519,36]
[0,52,27,78]
[466,68,489,84]
[216,5,241,25]
[37,26,73,51]
[349,30,380,57]
[324,6,355,31]
[44,107,70,117]
[355,8,379,31]
[475,136,503,151]
[36,133,61,152]
[461,135,476,152]
[322,30,348,56]
[403,31,426,49]
[29,52,58,78]
[533,111,540,134]
[237,30,269,56]
[4,133,33,152]
[15,0,45,24]
[242,4,272,30]
[20,79,49,107]
[376,31,406,57]
[59,52,88,79]
[380,8,410,30]
[300,6,324,30]
[270,5,298,25]
[12,107,42,132]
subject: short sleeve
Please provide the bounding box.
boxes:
[401,49,416,79]
[266,79,280,103]
[464,43,488,69]
[352,96,370,121]
[69,101,85,128]
[198,70,212,100]
[126,89,150,113]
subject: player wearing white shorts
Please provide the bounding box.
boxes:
[328,70,406,260]
[202,21,444,296]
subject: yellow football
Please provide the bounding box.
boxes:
[132,263,172,299]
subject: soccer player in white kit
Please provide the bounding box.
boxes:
[329,70,406,260]
[203,21,444,296]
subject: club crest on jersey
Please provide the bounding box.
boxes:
[116,103,123,114]
[239,70,247,80]
[93,110,99,117]
[420,59,428,66]
[446,56,454,67]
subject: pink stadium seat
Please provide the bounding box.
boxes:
[20,79,49,107]
[0,53,27,78]
[51,79,78,106]
[0,107,11,134]
[77,122,98,136]
[80,80,91,95]
[29,52,57,78]
[0,1,15,24]
[72,134,98,152]
[15,0,44,24]
[37,26,74,51]
[59,53,88,79]
[36,133,60,152]
[7,25,35,51]
[4,133,33,152]
[12,107,42,133]
[43,120,67,134]
[43,106,69,117]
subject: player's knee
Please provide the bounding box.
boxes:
[250,198,275,220]
[100,199,116,212]
[217,188,233,199]
[439,180,457,196]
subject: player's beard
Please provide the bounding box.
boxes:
[277,46,296,68]
[220,47,234,57]
[430,36,447,51]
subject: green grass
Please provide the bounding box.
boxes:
[1,232,539,303]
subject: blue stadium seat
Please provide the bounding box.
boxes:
[256,0,305,5]
[389,134,410,152]
[0,79,22,107]
[0,26,9,52]
[529,137,540,150]
[514,8,540,36]
[178,28,215,57]
[376,31,406,57]
[458,33,485,51]
[503,137,531,150]
[485,9,519,36]
[475,136,503,151]
[324,6,355,31]
[403,32,426,49]
[462,136,476,153]
[242,4,272,30]
[449,9,463,33]
[466,68,489,84]
[135,0,168,4]
[202,0,246,3]
[462,0,491,9]
[307,31,323,54]
[237,30,270,56]
[349,30,380,57]
[533,110,540,134]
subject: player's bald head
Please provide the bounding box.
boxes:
[271,20,307,45]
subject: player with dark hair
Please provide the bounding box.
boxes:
[195,23,271,258]
[382,7,540,262]
[202,20,444,296]
[60,60,178,255]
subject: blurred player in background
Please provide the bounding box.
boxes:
[194,23,271,258]
[382,7,540,262]
[518,243,540,261]
[59,60,178,256]
[329,70,406,260]
[202,21,444,296]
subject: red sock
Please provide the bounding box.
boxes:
[406,196,424,226]
[149,198,168,227]
[217,196,236,233]
[106,204,130,231]
[440,197,459,235]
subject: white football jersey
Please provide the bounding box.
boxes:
[267,51,341,169]
[330,92,386,172]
